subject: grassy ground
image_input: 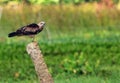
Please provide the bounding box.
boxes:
[2,75,120,83]
[0,35,120,82]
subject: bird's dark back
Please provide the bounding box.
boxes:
[27,23,39,28]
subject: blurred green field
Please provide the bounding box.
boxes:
[0,3,120,83]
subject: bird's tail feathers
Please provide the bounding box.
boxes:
[8,32,18,37]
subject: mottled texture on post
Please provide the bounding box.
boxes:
[26,42,54,83]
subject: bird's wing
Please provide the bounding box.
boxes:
[16,23,39,35]
[16,26,26,33]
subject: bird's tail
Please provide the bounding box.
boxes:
[8,32,18,37]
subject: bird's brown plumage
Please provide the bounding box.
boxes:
[8,22,45,37]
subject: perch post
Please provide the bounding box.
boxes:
[26,42,54,83]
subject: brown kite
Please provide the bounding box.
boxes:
[8,21,45,41]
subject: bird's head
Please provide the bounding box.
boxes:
[38,21,45,30]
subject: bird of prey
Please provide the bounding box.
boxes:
[8,21,45,41]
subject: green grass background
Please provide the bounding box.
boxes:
[0,4,120,83]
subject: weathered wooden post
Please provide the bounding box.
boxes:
[26,42,54,83]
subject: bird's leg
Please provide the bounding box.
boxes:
[32,37,34,42]
[32,36,36,42]
[30,35,35,42]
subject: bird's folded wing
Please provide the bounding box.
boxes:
[15,23,39,35]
